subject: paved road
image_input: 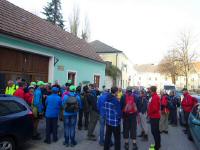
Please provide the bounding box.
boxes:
[22,119,197,150]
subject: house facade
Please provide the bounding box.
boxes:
[90,40,135,89]
[0,0,105,92]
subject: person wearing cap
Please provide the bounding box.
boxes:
[24,86,35,106]
[5,80,18,95]
[31,82,37,89]
[121,86,138,150]
[44,87,62,144]
[62,85,82,147]
[181,88,197,134]
[148,86,161,150]
[32,81,45,140]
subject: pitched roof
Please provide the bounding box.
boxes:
[0,0,103,63]
[134,64,158,73]
[90,40,122,53]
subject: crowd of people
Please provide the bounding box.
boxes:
[4,77,198,150]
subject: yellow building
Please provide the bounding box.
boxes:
[90,40,135,89]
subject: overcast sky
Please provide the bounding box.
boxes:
[7,0,200,64]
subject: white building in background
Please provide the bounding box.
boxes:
[133,63,200,91]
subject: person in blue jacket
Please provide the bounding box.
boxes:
[97,88,110,146]
[62,85,82,147]
[44,87,62,144]
[32,81,45,140]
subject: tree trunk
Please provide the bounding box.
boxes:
[171,74,176,85]
[185,73,188,88]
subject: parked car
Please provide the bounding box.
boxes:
[0,95,34,150]
[188,102,200,150]
[178,95,200,126]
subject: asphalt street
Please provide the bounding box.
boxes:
[22,119,198,150]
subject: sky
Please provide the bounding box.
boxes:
[7,0,200,64]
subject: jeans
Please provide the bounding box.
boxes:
[99,115,106,144]
[78,109,89,129]
[171,109,177,125]
[64,115,77,144]
[45,117,58,142]
[104,124,120,150]
[123,113,137,139]
[184,111,190,131]
[150,118,161,150]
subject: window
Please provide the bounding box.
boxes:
[94,75,100,88]
[155,77,157,81]
[149,77,151,81]
[68,72,76,85]
[0,101,26,116]
[139,77,141,80]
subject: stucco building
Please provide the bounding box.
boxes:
[0,0,105,92]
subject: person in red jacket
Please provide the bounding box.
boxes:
[181,88,197,134]
[14,81,26,99]
[159,91,170,134]
[24,86,34,106]
[148,86,161,150]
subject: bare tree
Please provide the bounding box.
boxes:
[81,16,90,41]
[158,49,181,84]
[69,6,80,37]
[175,32,198,88]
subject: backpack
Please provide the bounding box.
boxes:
[64,95,79,113]
[123,94,137,114]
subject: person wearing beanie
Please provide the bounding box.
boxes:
[44,87,62,144]
[62,85,82,147]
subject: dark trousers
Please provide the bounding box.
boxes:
[184,111,190,131]
[104,124,120,150]
[78,109,89,128]
[88,110,98,136]
[171,109,177,125]
[123,113,137,140]
[45,117,58,142]
[150,118,161,150]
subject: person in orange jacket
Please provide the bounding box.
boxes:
[159,90,170,134]
[148,86,161,150]
[181,88,197,134]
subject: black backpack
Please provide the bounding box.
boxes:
[65,95,79,113]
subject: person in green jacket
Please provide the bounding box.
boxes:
[5,80,18,95]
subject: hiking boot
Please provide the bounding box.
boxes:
[71,141,77,147]
[63,141,69,147]
[138,131,144,137]
[124,143,129,150]
[87,135,97,141]
[132,143,138,150]
[44,139,51,144]
[142,134,148,141]
[163,131,168,134]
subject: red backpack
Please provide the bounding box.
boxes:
[123,94,137,114]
